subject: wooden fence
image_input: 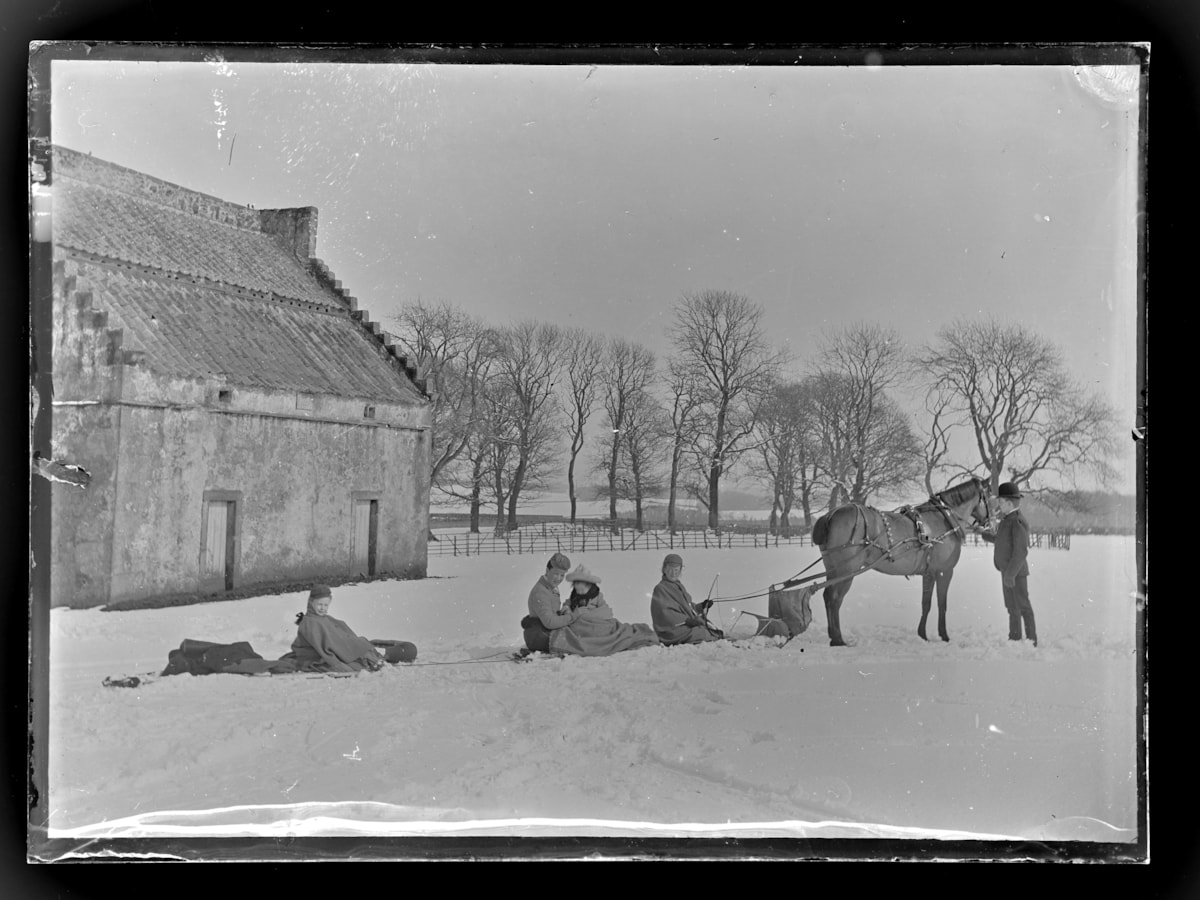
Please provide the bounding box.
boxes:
[428,525,1071,557]
[428,527,812,557]
[961,530,1072,550]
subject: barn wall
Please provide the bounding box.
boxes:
[49,259,432,608]
[102,401,429,604]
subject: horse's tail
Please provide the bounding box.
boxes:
[812,512,832,548]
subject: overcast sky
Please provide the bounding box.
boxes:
[47,51,1142,489]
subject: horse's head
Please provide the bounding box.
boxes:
[970,477,992,526]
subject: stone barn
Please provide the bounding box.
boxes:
[47,146,432,608]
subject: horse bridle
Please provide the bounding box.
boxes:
[972,478,992,528]
[931,478,991,536]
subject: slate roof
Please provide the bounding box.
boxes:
[52,146,426,405]
[78,264,421,401]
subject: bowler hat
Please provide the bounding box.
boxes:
[997,482,1022,499]
[663,553,684,569]
[308,584,332,600]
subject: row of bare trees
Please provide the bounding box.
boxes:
[390,291,1120,535]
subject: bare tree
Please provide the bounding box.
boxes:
[388,300,498,488]
[435,378,517,534]
[596,338,656,533]
[558,329,605,524]
[914,381,971,496]
[621,387,666,532]
[492,321,568,531]
[748,379,821,533]
[806,323,918,509]
[590,386,666,533]
[661,358,705,534]
[917,318,1120,504]
[670,290,787,531]
[808,372,922,510]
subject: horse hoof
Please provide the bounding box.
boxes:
[940,635,950,643]
[830,639,846,647]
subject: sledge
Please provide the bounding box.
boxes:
[102,672,159,689]
[511,648,566,663]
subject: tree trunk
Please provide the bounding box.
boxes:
[708,407,727,532]
[607,437,620,534]
[469,492,482,534]
[494,462,507,535]
[568,453,578,524]
[707,460,721,532]
[667,443,682,534]
[469,455,485,534]
[506,455,528,532]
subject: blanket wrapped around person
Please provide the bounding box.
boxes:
[523,563,659,657]
[155,585,417,678]
[278,584,417,672]
[552,594,660,657]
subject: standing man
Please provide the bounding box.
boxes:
[981,482,1037,647]
[650,553,723,645]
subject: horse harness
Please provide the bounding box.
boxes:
[854,494,972,572]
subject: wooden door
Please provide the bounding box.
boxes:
[353,499,378,575]
[202,499,237,590]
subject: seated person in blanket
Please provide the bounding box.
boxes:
[650,553,723,645]
[561,565,659,655]
[281,584,417,673]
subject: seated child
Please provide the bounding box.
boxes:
[280,584,417,672]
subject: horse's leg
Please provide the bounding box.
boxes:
[918,572,934,641]
[936,569,954,642]
[824,577,852,647]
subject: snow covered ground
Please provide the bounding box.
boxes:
[43,536,1142,850]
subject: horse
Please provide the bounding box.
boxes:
[809,476,992,646]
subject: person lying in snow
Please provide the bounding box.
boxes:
[279,584,417,673]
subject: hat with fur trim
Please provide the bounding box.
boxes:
[565,565,601,586]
